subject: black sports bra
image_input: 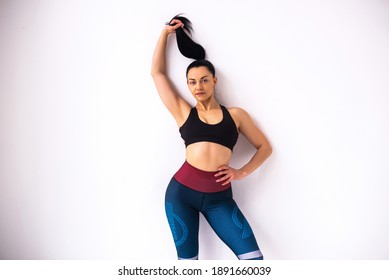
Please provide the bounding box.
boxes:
[179,105,239,151]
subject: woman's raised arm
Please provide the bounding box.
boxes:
[151,20,190,126]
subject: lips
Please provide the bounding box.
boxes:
[195,92,205,96]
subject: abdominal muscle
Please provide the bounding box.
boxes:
[185,142,232,171]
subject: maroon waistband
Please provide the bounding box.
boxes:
[173,161,231,193]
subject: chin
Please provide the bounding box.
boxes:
[195,94,209,100]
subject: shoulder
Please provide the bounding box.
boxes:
[226,106,246,114]
[226,106,250,120]
[225,107,252,129]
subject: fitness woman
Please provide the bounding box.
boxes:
[151,15,272,260]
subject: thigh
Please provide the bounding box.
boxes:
[202,194,261,258]
[165,178,202,259]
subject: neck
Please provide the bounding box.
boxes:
[196,98,219,112]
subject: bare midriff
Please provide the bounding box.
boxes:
[185,142,232,171]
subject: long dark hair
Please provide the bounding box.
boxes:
[167,14,216,77]
[167,14,206,60]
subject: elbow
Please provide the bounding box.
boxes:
[151,70,164,80]
[150,63,159,77]
[260,142,272,159]
[150,71,159,81]
[267,143,273,156]
[151,69,158,78]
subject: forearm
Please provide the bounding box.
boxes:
[239,144,272,177]
[151,30,169,76]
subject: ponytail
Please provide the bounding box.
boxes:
[167,14,206,60]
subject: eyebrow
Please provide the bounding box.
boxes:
[188,76,209,81]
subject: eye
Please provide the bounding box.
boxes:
[201,79,209,84]
[188,81,196,86]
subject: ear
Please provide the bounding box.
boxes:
[213,76,218,86]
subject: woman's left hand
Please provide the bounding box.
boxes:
[215,165,246,185]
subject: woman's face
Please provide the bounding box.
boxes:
[187,66,217,102]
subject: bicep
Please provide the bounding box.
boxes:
[237,109,271,150]
[152,73,190,125]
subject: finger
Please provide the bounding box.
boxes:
[172,22,183,29]
[221,180,231,186]
[218,165,229,171]
[214,169,230,177]
[214,171,224,177]
[216,166,229,175]
[216,174,232,183]
[166,19,182,27]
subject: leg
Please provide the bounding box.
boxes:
[202,189,263,260]
[165,178,203,260]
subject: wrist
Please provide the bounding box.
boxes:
[238,168,249,179]
[161,28,171,37]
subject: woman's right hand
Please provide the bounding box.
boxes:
[164,19,184,34]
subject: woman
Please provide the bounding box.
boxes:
[151,15,272,260]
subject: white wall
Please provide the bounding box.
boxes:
[1,0,389,259]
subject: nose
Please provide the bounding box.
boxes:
[196,83,203,90]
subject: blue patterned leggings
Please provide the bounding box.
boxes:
[165,178,263,260]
